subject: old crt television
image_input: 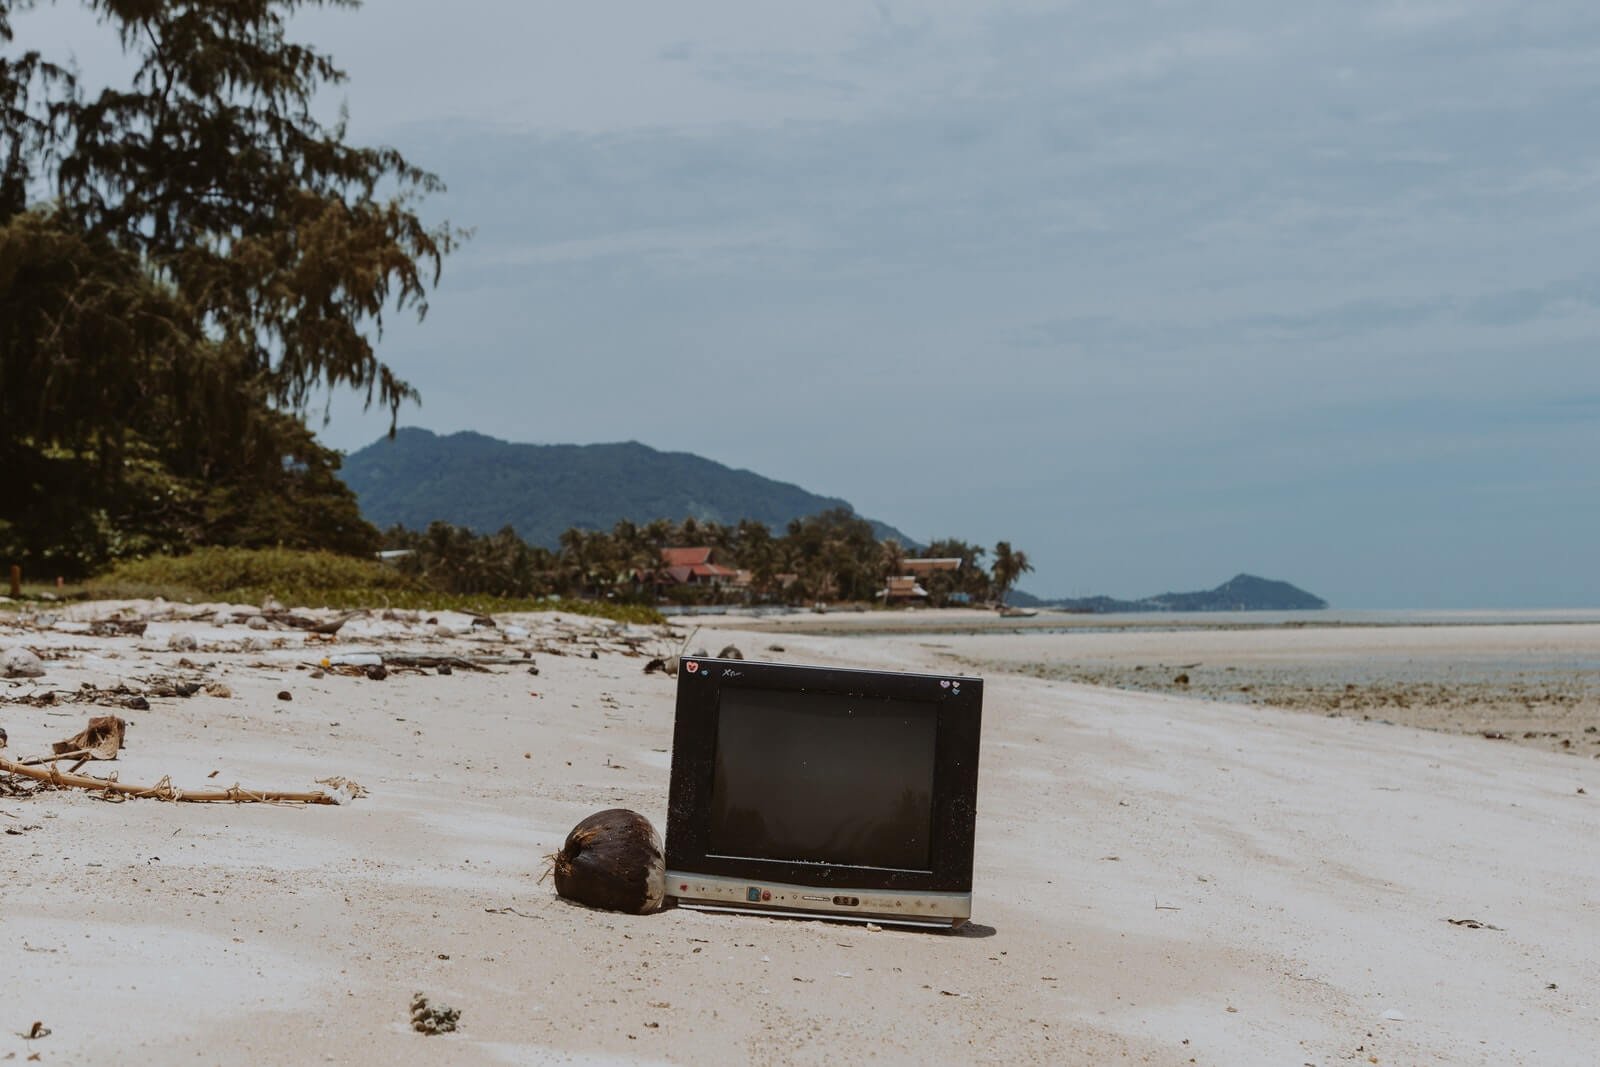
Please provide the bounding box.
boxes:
[664,657,982,929]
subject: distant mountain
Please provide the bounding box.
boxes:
[340,428,918,548]
[1039,574,1327,613]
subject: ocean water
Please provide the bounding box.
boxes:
[1023,607,1600,632]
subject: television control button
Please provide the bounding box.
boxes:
[746,887,762,902]
[761,890,772,901]
[832,896,860,907]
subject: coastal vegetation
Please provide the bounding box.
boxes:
[83,546,664,624]
[0,0,456,577]
[381,509,1014,609]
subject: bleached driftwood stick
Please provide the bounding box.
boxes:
[0,756,351,804]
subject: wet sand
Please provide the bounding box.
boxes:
[702,611,1600,758]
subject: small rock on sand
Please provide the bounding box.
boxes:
[246,615,271,631]
[167,632,199,652]
[1,646,46,678]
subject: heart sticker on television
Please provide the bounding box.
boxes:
[940,680,950,688]
[686,661,699,673]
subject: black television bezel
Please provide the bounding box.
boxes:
[665,657,982,894]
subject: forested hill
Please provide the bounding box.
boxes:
[1011,573,1328,612]
[340,429,917,548]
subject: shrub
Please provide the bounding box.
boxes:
[85,546,662,623]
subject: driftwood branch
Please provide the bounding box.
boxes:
[0,756,351,804]
[267,610,361,635]
[382,654,495,671]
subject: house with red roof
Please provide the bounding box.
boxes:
[648,547,742,592]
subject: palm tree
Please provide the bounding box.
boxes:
[990,541,1034,608]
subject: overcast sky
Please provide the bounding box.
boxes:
[27,1,1600,607]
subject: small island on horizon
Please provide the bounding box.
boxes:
[1010,573,1328,614]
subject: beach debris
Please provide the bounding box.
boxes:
[717,644,744,660]
[2,646,46,678]
[546,808,665,915]
[8,714,128,767]
[246,614,271,630]
[18,1020,50,1040]
[124,695,150,710]
[1381,1009,1406,1021]
[205,683,232,698]
[1174,673,1190,686]
[167,632,199,651]
[365,665,388,681]
[410,992,460,1035]
[1444,918,1501,930]
[277,690,293,701]
[316,776,369,804]
[327,653,382,668]
[266,610,358,635]
[0,754,358,804]
[52,714,125,761]
[87,618,148,637]
[0,726,6,749]
[319,653,490,674]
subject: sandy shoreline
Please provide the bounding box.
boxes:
[4,603,1598,1064]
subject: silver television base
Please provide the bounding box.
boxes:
[667,870,971,931]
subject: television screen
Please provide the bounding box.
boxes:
[666,657,982,928]
[709,688,938,871]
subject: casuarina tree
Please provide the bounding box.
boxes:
[0,0,459,574]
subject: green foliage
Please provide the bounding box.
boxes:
[377,511,1021,610]
[991,541,1034,607]
[87,545,415,602]
[920,537,993,606]
[83,545,663,622]
[0,0,455,577]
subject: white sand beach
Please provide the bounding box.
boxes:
[3,604,1597,1064]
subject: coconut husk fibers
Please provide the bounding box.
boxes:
[548,808,665,915]
[51,714,125,760]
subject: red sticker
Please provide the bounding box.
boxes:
[686,661,699,673]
